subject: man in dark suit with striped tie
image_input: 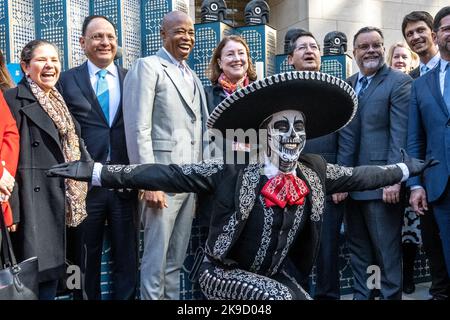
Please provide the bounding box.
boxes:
[57,15,138,300]
[337,26,412,300]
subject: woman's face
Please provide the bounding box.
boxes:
[218,40,249,83]
[22,44,61,93]
[391,46,413,73]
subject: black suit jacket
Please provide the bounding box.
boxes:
[57,62,130,166]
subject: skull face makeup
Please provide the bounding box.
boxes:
[264,110,306,172]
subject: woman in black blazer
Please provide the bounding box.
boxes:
[3,39,89,300]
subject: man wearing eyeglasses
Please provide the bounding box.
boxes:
[287,30,345,301]
[57,15,138,300]
[122,11,208,300]
[337,26,412,299]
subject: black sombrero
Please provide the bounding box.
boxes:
[207,71,358,140]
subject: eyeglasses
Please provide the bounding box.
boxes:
[355,43,384,51]
[294,43,320,52]
[87,33,117,42]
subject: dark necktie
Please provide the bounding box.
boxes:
[358,76,368,98]
[444,63,450,109]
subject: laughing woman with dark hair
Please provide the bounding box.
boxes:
[3,39,89,300]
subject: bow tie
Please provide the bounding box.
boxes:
[261,173,309,208]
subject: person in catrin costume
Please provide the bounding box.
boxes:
[47,71,436,300]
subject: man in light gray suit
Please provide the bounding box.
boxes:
[337,26,412,299]
[123,11,208,300]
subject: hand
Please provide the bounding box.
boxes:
[46,160,94,181]
[7,223,18,232]
[140,190,168,209]
[409,187,428,215]
[332,192,348,204]
[401,148,439,177]
[383,183,401,204]
[0,167,15,196]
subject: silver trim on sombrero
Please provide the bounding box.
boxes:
[206,71,358,132]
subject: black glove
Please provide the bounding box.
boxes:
[401,148,439,177]
[46,160,95,182]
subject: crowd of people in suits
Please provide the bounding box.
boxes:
[0,5,449,300]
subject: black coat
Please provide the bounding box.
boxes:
[98,155,405,280]
[4,78,85,282]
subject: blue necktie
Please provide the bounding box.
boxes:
[96,69,109,125]
[420,65,429,76]
[444,63,450,109]
[358,76,368,98]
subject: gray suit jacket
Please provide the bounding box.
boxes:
[123,48,208,165]
[337,64,412,200]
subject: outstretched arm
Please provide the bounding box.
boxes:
[48,159,225,195]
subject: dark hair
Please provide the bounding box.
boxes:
[401,11,434,38]
[433,6,450,32]
[82,15,116,36]
[353,26,384,46]
[20,39,59,68]
[207,35,257,85]
[287,30,319,56]
[0,49,14,92]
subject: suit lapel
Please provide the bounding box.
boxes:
[157,49,197,118]
[426,63,449,117]
[110,64,126,126]
[74,62,109,125]
[17,83,62,151]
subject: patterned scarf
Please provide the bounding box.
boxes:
[27,77,88,227]
[218,72,249,96]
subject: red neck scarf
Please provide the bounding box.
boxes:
[261,173,309,208]
[218,73,249,96]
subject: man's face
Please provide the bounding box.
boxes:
[404,21,436,56]
[80,17,117,69]
[266,110,306,171]
[288,36,321,71]
[161,15,195,61]
[435,15,450,60]
[353,31,385,76]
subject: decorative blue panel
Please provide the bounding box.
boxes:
[187,21,231,86]
[320,54,352,80]
[2,0,35,63]
[140,0,189,58]
[235,24,276,79]
[34,0,67,68]
[275,54,293,73]
[67,0,89,67]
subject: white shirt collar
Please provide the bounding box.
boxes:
[162,47,186,68]
[87,59,118,78]
[419,52,440,72]
[263,155,297,179]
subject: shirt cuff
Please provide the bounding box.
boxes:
[91,162,103,186]
[397,163,409,182]
[410,185,424,191]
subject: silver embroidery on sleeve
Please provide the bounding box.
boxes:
[271,204,305,275]
[212,211,239,258]
[298,163,324,222]
[239,164,263,220]
[106,164,139,173]
[180,159,224,177]
[250,196,275,273]
[326,163,353,180]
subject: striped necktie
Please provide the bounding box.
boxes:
[96,69,109,125]
[358,76,368,98]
